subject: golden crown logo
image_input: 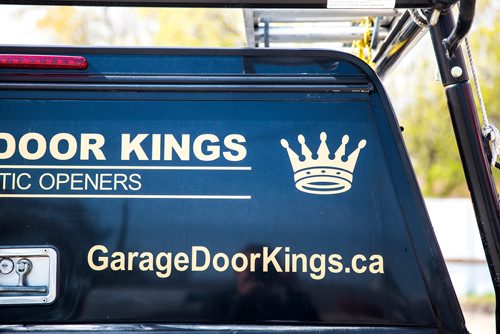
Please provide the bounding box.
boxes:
[280,132,367,195]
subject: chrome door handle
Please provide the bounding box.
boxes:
[0,258,48,294]
[0,247,57,305]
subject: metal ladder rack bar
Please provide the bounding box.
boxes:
[244,8,398,48]
[254,26,390,45]
[251,9,400,22]
[0,0,434,8]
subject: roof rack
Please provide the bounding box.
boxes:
[243,9,397,53]
[2,0,434,8]
[243,8,426,77]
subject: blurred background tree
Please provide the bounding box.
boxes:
[37,7,151,45]
[384,0,500,197]
[36,7,245,46]
[146,8,244,46]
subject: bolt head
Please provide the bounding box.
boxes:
[0,258,14,275]
[451,66,463,78]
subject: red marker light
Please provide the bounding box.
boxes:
[0,54,88,69]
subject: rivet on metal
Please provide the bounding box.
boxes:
[451,66,463,78]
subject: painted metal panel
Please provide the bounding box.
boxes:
[0,48,465,333]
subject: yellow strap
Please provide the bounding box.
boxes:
[353,17,375,67]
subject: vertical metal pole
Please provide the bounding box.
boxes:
[430,9,500,333]
[264,18,270,48]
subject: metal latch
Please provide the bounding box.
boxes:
[0,247,57,305]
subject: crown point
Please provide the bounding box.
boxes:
[358,139,367,149]
[298,134,305,144]
[342,135,349,144]
[320,132,327,141]
[280,139,290,148]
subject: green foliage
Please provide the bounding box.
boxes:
[385,2,500,197]
[471,14,500,127]
[461,292,495,311]
[386,55,468,196]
